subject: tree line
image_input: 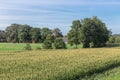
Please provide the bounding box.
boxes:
[5,24,63,43]
[0,16,111,48]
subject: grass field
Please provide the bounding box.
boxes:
[1,46,120,80]
[84,66,120,80]
[0,43,82,51]
[0,43,43,51]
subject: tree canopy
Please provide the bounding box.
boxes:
[41,27,52,42]
[18,24,32,43]
[30,28,41,43]
[68,20,81,48]
[6,24,22,43]
[68,16,109,48]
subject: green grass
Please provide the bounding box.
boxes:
[0,43,42,51]
[0,43,82,51]
[82,66,120,80]
[1,48,120,80]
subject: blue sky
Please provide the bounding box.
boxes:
[0,0,120,35]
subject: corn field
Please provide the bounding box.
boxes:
[0,48,120,80]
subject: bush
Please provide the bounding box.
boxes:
[115,36,120,43]
[43,39,52,49]
[24,43,32,50]
[36,46,41,50]
[109,36,115,43]
[54,38,66,49]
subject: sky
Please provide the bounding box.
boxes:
[0,0,120,35]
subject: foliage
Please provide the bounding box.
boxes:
[41,28,52,42]
[68,20,81,48]
[54,38,66,49]
[114,36,120,43]
[30,28,42,43]
[43,39,52,49]
[6,24,22,43]
[46,34,54,43]
[36,46,41,50]
[108,36,115,43]
[3,16,110,47]
[18,24,32,43]
[80,16,109,48]
[108,35,120,43]
[24,43,32,50]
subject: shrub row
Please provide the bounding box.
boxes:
[25,38,66,50]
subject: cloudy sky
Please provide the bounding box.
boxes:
[0,0,120,34]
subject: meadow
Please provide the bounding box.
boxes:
[0,43,83,51]
[0,45,120,80]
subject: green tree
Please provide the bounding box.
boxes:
[80,16,109,48]
[6,24,21,43]
[18,24,32,43]
[30,28,42,43]
[68,20,81,48]
[109,36,115,43]
[43,39,52,49]
[115,36,120,43]
[46,34,54,43]
[54,38,66,49]
[41,27,52,42]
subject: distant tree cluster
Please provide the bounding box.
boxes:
[108,34,120,43]
[68,16,110,48]
[5,24,63,43]
[0,16,110,48]
[3,23,66,49]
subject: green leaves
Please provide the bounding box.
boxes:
[68,20,81,48]
[30,28,41,43]
[6,24,21,43]
[18,25,32,43]
[68,17,109,48]
[54,38,66,49]
[43,39,52,49]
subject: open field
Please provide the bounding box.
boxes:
[0,43,42,51]
[0,43,83,51]
[1,48,120,80]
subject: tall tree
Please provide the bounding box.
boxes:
[41,27,52,42]
[80,16,109,48]
[6,24,22,43]
[30,28,42,43]
[18,24,32,43]
[68,20,81,48]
